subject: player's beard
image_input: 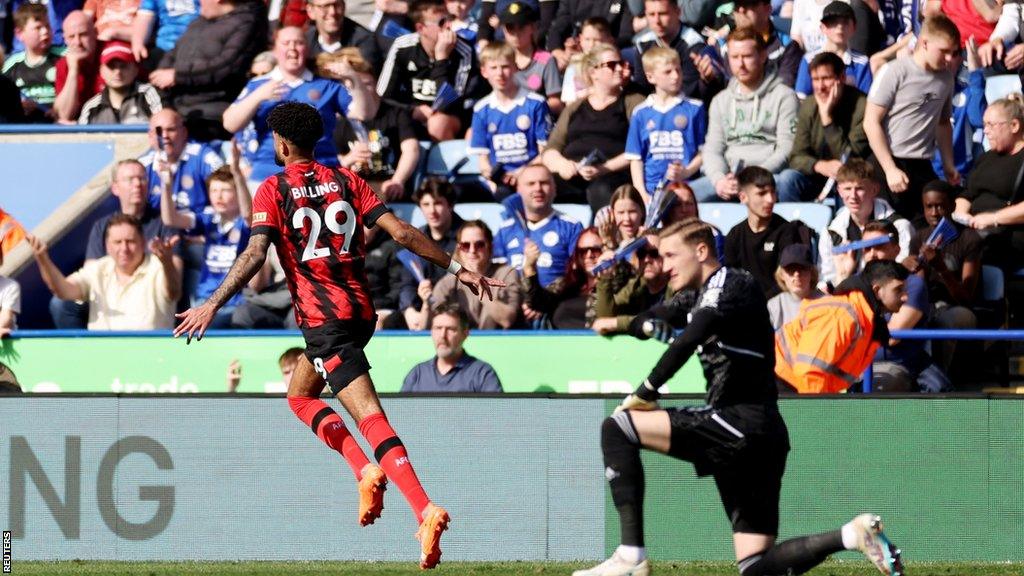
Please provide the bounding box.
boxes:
[274,149,285,166]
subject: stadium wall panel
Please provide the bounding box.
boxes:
[628,397,1024,563]
[2,396,1022,562]
[3,333,706,394]
[0,396,607,561]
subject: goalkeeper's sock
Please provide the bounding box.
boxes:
[288,397,371,480]
[737,531,844,576]
[358,412,431,523]
[602,413,645,547]
[616,545,647,563]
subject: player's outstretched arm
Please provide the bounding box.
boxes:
[375,212,507,301]
[174,234,271,343]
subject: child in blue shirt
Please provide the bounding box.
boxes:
[158,145,252,327]
[625,47,706,204]
[468,41,551,200]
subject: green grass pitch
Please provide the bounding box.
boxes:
[12,562,1024,575]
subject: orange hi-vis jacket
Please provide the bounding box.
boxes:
[0,208,26,257]
[775,290,879,394]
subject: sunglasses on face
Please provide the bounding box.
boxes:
[596,60,625,71]
[458,240,488,252]
[637,248,660,259]
[577,245,603,256]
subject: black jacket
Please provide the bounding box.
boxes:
[304,19,388,75]
[627,26,725,102]
[546,0,634,51]
[0,74,25,123]
[160,1,268,128]
[765,25,804,88]
[377,33,478,112]
[364,229,404,311]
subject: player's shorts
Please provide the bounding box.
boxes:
[302,317,377,395]
[666,403,790,535]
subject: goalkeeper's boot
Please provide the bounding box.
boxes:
[850,513,905,576]
[357,463,387,526]
[416,503,450,569]
[572,551,651,576]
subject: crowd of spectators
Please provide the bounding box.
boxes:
[4,0,1024,393]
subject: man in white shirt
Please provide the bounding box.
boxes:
[28,214,181,330]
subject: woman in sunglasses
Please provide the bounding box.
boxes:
[523,227,604,329]
[420,220,524,329]
[542,43,645,213]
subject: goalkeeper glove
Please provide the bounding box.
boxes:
[614,379,662,413]
[641,318,674,343]
[614,393,659,413]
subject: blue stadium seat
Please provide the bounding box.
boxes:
[775,203,833,234]
[395,202,507,234]
[415,139,493,201]
[985,75,1023,106]
[454,203,507,233]
[554,203,593,226]
[699,203,747,233]
[424,140,480,177]
[982,265,1005,302]
[390,202,417,222]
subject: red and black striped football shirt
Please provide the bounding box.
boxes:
[251,161,390,328]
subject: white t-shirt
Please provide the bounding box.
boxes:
[69,255,176,330]
[791,0,845,55]
[0,276,20,330]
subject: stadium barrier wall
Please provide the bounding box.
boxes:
[1,395,1022,562]
[1,331,705,394]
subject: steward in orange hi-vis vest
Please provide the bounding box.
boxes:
[775,269,904,394]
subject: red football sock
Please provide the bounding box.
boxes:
[358,412,431,523]
[288,397,371,480]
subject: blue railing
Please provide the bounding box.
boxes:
[9,328,1022,393]
[8,329,597,338]
[863,329,1024,392]
[0,124,148,134]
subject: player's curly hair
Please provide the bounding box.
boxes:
[267,102,323,151]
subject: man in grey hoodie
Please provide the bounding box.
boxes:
[695,27,805,203]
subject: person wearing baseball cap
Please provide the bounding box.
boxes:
[500,1,564,113]
[793,1,872,98]
[767,243,824,330]
[79,41,164,124]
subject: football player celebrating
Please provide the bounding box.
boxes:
[175,102,505,569]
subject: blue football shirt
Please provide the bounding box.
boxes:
[142,141,225,213]
[232,69,352,181]
[624,95,707,194]
[468,88,551,170]
[492,208,583,288]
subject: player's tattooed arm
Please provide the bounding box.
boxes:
[175,234,271,342]
[376,212,453,269]
[205,234,271,309]
[376,212,506,300]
